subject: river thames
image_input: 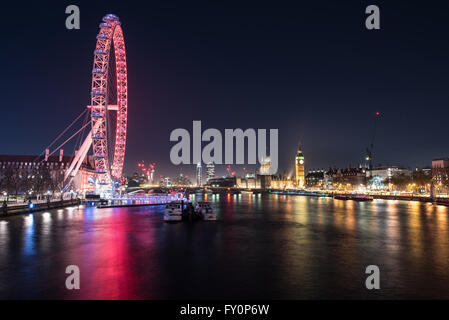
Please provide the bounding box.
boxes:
[1,194,449,299]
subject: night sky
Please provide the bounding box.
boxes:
[1,0,448,181]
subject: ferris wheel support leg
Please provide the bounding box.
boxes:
[71,136,93,179]
[64,130,93,188]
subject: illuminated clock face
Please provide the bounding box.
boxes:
[299,159,304,165]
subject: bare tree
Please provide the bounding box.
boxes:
[389,173,412,191]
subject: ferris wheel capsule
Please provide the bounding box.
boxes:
[103,14,119,22]
[91,89,105,96]
[92,68,106,74]
[94,49,107,55]
[96,33,109,40]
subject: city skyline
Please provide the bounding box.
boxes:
[131,144,440,184]
[0,1,448,178]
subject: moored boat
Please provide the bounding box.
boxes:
[352,194,374,201]
[333,194,373,201]
[333,194,349,200]
[163,201,183,222]
[435,198,449,206]
[196,202,217,221]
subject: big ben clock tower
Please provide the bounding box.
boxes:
[295,145,305,188]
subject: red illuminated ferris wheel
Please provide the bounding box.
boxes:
[61,14,128,190]
[90,14,128,185]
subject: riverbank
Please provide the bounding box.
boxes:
[270,189,449,205]
[1,198,81,217]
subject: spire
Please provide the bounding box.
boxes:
[295,141,305,189]
[296,143,303,156]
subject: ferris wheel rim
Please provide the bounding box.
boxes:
[90,14,128,184]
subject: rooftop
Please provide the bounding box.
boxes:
[0,154,73,163]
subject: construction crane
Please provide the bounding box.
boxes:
[365,112,381,178]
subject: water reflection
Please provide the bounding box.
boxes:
[23,214,35,256]
[0,195,448,299]
[0,220,9,247]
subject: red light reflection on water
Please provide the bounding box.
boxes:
[65,207,161,299]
